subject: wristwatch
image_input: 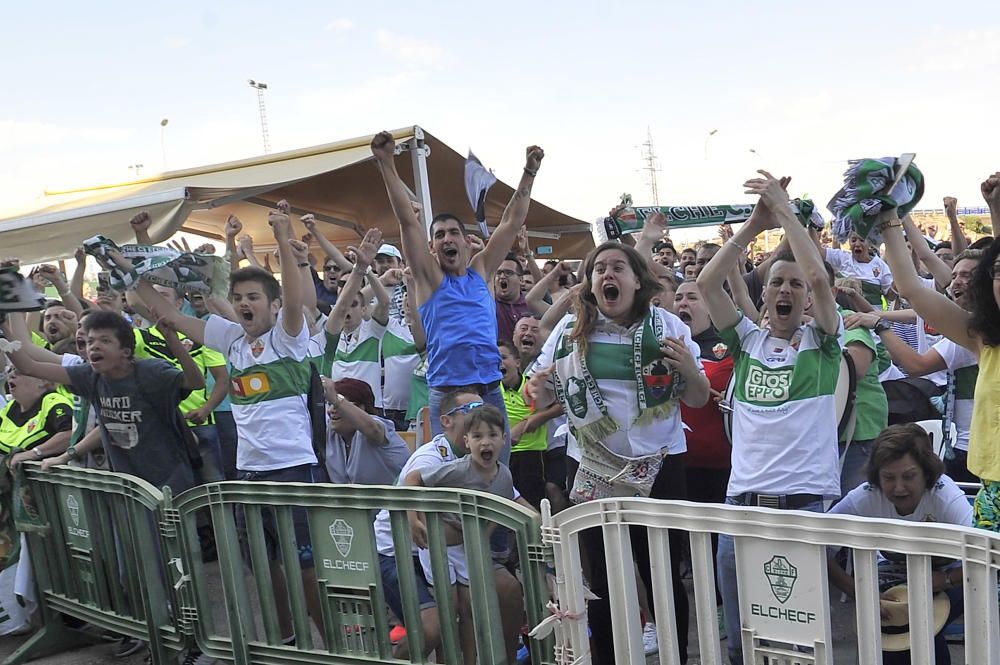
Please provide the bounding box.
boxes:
[66,446,79,461]
[873,318,892,334]
[32,448,43,459]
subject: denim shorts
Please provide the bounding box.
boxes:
[379,553,436,620]
[234,464,321,569]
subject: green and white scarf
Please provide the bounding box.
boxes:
[84,235,230,298]
[828,156,924,244]
[552,309,684,449]
[607,199,822,237]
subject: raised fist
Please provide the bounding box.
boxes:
[525,145,545,172]
[301,213,317,231]
[981,172,1000,208]
[943,196,958,216]
[288,238,309,262]
[225,215,243,239]
[370,131,396,162]
[129,211,151,231]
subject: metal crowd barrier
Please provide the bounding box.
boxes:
[9,465,553,665]
[540,497,1000,665]
[7,463,186,665]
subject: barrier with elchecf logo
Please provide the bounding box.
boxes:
[540,497,1000,665]
[6,464,187,665]
[7,464,553,665]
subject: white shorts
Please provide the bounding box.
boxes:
[418,544,469,587]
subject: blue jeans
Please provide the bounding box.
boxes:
[839,439,874,497]
[190,424,224,485]
[427,384,511,464]
[214,410,239,481]
[717,496,825,665]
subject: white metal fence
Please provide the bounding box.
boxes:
[540,498,1000,665]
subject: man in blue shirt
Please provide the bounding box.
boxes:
[369,131,543,460]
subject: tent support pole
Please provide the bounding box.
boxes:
[405,126,435,239]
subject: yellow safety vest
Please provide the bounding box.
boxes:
[0,392,73,454]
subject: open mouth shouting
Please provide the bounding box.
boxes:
[677,310,692,324]
[442,246,459,260]
[602,282,620,304]
[479,448,494,463]
[775,301,793,317]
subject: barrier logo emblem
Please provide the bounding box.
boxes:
[66,493,80,527]
[330,519,354,557]
[763,555,797,604]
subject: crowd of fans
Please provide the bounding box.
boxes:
[1,133,999,665]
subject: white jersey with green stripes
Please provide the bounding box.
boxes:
[722,315,844,498]
[825,248,893,309]
[933,337,978,452]
[381,319,420,412]
[204,311,316,472]
[332,318,387,408]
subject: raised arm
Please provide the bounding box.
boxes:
[515,228,543,285]
[70,246,87,302]
[223,215,243,272]
[130,211,153,245]
[403,269,426,352]
[473,146,544,277]
[286,238,318,318]
[981,172,1000,238]
[326,229,381,336]
[370,131,441,292]
[269,201,304,337]
[634,211,669,266]
[727,251,759,322]
[525,263,566,316]
[4,312,66,365]
[901,214,952,289]
[35,265,83,317]
[367,269,395,326]
[301,214,353,272]
[698,210,770,331]
[880,214,979,354]
[133,280,208,343]
[1,319,71,385]
[747,171,839,335]
[157,319,206,391]
[943,197,968,255]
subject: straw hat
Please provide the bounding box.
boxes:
[880,584,951,652]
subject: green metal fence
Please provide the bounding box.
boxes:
[6,463,188,665]
[8,465,554,665]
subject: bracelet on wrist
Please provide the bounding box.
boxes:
[296,261,309,268]
[523,167,537,178]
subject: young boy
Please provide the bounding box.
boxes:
[404,404,531,665]
[4,310,203,494]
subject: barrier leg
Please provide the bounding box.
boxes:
[1,619,101,665]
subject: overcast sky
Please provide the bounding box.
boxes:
[3,1,998,245]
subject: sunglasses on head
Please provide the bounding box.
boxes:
[444,401,484,417]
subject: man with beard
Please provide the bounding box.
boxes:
[369,131,544,443]
[495,254,532,344]
[825,230,894,309]
[38,301,78,351]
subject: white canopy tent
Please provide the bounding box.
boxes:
[0,126,595,264]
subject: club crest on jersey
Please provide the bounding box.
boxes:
[26,420,37,434]
[712,342,728,359]
[250,338,265,358]
[872,268,880,277]
[438,445,449,459]
[642,359,674,399]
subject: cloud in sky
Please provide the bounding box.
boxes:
[374,29,447,69]
[325,18,355,32]
[0,120,133,151]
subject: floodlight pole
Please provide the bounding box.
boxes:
[248,79,272,154]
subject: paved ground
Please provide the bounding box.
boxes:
[0,564,965,665]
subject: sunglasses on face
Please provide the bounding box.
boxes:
[324,265,340,273]
[443,401,484,417]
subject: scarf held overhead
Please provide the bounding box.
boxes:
[605,200,822,238]
[827,156,924,245]
[84,235,230,298]
[0,268,46,312]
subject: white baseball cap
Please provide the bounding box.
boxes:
[376,244,402,260]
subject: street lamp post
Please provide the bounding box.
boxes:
[160,118,169,170]
[704,129,718,160]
